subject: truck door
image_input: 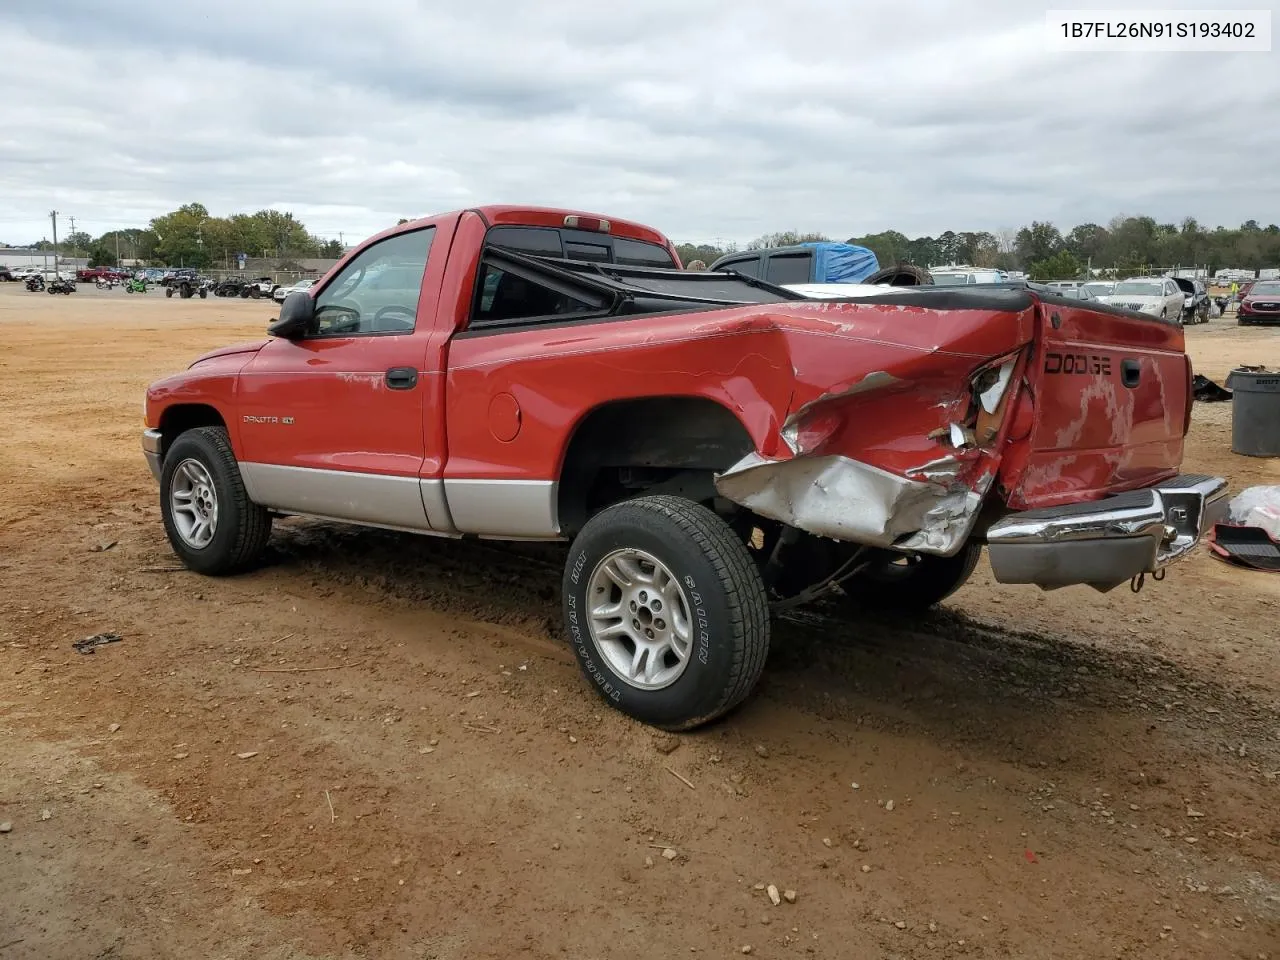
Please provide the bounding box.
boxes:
[236,225,452,531]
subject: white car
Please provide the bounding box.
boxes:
[272,278,317,302]
[930,267,1006,285]
[1100,278,1187,322]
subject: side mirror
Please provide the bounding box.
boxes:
[268,291,315,338]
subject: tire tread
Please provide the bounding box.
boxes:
[580,495,769,729]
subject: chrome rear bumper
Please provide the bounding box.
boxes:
[984,475,1229,591]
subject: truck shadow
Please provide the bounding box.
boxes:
[264,518,1275,765]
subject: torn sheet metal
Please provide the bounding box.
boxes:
[779,370,904,454]
[714,452,985,556]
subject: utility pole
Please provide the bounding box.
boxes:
[68,215,77,258]
[115,232,120,266]
[49,210,59,278]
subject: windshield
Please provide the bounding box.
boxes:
[932,273,972,285]
[1112,281,1164,296]
[1249,281,1280,296]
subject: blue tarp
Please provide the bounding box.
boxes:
[801,242,880,284]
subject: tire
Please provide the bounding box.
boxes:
[159,426,272,576]
[838,543,983,613]
[249,287,260,299]
[240,288,251,299]
[165,286,174,298]
[199,288,208,299]
[180,283,193,299]
[864,264,934,286]
[562,495,770,730]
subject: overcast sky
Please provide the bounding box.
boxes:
[1,0,1276,247]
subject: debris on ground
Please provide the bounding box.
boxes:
[767,884,781,905]
[783,889,797,904]
[72,632,122,654]
[0,822,12,833]
[1207,525,1280,572]
[1192,373,1232,402]
[661,847,678,861]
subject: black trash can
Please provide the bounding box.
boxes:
[1229,367,1280,457]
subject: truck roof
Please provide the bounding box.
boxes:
[401,205,673,249]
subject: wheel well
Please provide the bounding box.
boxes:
[159,404,227,456]
[557,397,755,536]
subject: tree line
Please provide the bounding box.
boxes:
[676,217,1280,281]
[11,207,1278,279]
[10,203,344,268]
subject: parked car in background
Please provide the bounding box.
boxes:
[1171,277,1210,324]
[929,266,1007,285]
[1100,277,1186,321]
[272,277,317,302]
[0,266,12,282]
[1237,279,1280,325]
[710,243,880,286]
[1082,281,1115,299]
[1043,281,1083,293]
[241,276,278,299]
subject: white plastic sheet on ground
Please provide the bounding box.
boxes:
[1228,485,1280,540]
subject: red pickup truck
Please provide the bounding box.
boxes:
[142,205,1227,730]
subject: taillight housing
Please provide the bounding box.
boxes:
[969,351,1022,448]
[1183,355,1195,436]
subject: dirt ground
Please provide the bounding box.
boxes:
[1,283,1278,960]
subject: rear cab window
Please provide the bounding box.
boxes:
[471,224,677,330]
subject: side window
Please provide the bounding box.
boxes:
[470,259,609,329]
[312,227,434,337]
[764,253,812,285]
[717,257,760,278]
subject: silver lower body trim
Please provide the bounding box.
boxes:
[442,478,561,539]
[234,463,562,540]
[142,428,163,481]
[240,463,437,532]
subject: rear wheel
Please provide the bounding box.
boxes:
[563,496,769,730]
[249,287,260,299]
[165,286,174,298]
[159,426,272,575]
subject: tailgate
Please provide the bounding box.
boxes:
[998,298,1191,510]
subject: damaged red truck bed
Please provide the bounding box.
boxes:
[141,206,1228,730]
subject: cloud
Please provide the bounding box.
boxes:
[0,0,1276,247]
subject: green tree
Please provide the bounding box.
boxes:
[62,231,93,256]
[318,239,345,258]
[1028,250,1083,282]
[87,245,117,267]
[1015,221,1063,264]
[745,230,829,250]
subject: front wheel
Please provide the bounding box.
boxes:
[165,286,174,298]
[563,496,770,730]
[838,543,982,613]
[159,426,272,575]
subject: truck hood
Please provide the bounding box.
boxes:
[189,339,270,367]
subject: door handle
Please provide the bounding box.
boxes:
[385,367,418,390]
[1121,359,1141,388]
